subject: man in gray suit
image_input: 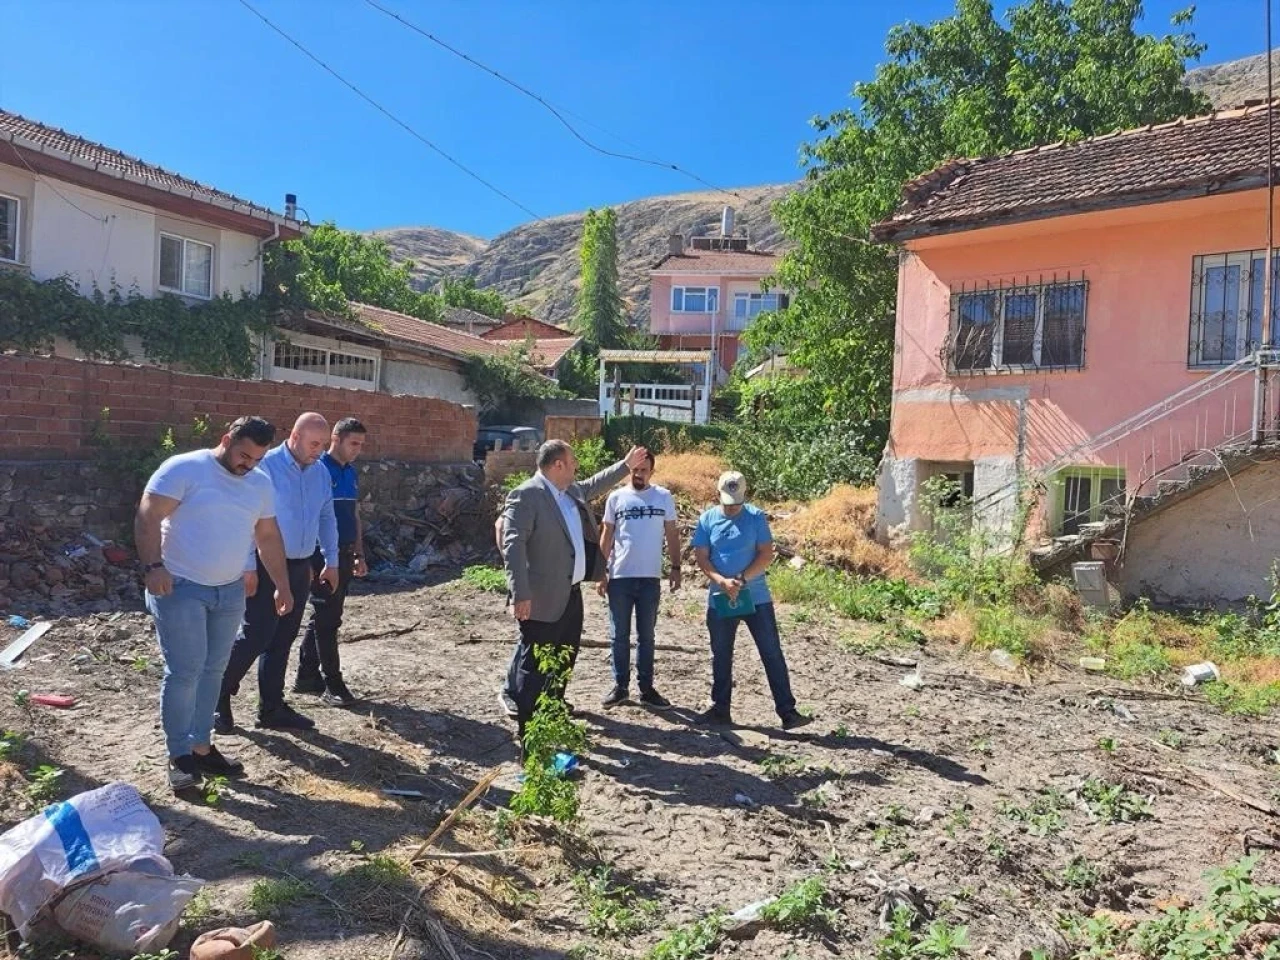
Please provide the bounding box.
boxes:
[502,440,649,734]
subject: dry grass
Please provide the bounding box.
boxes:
[288,771,402,811]
[773,485,910,579]
[653,451,727,508]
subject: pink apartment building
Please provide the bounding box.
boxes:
[648,227,783,375]
[871,103,1280,605]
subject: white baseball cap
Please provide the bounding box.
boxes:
[717,471,747,505]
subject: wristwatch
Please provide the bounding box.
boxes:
[142,561,166,574]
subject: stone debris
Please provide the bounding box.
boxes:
[0,521,141,618]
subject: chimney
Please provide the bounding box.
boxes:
[284,193,298,220]
[667,233,684,256]
[721,206,735,237]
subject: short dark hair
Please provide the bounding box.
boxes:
[537,439,573,470]
[226,416,275,447]
[334,417,367,438]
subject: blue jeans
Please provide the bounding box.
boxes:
[608,577,661,690]
[146,577,246,757]
[705,602,797,719]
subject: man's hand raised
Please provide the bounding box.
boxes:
[624,446,651,470]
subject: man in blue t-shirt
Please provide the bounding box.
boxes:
[690,471,813,730]
[295,417,369,706]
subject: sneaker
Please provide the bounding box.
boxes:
[693,707,733,727]
[638,688,672,710]
[601,686,629,708]
[781,710,814,731]
[321,678,359,707]
[168,755,201,792]
[292,674,325,695]
[213,698,234,734]
[192,745,246,778]
[256,703,316,731]
[497,689,519,720]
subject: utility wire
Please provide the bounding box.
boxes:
[361,0,744,201]
[237,0,542,221]
[4,142,109,224]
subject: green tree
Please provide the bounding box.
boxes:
[747,0,1209,430]
[439,275,507,319]
[463,344,566,420]
[263,222,443,324]
[574,207,628,350]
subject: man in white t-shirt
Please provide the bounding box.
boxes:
[597,450,681,709]
[134,416,293,793]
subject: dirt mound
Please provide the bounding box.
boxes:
[773,485,909,578]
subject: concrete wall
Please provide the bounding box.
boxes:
[881,189,1280,539]
[1120,460,1280,606]
[6,169,260,296]
[382,357,476,405]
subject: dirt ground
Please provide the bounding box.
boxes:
[3,571,1280,959]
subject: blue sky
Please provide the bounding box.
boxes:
[1,0,1269,238]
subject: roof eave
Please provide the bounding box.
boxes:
[0,129,305,237]
[872,173,1272,243]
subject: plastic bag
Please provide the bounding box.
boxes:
[53,860,203,954]
[0,782,183,938]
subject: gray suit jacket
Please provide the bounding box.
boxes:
[502,460,630,623]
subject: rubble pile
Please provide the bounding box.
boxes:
[362,481,492,579]
[0,520,141,617]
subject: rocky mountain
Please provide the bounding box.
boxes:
[376,184,792,327]
[1186,50,1278,109]
[369,226,489,288]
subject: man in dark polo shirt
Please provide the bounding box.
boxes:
[294,417,368,706]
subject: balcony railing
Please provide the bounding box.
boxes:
[655,310,751,335]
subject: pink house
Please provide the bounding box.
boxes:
[872,103,1280,604]
[648,229,782,374]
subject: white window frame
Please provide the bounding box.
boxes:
[159,232,215,300]
[733,291,782,320]
[1189,250,1276,367]
[268,331,381,392]
[0,193,20,264]
[671,285,720,314]
[950,279,1087,373]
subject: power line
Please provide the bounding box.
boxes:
[361,0,744,201]
[236,0,542,221]
[5,142,109,224]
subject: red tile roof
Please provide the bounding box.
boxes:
[481,316,575,341]
[351,302,506,360]
[650,249,779,275]
[525,337,581,370]
[873,102,1280,242]
[0,109,295,226]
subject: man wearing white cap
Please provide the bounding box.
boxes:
[690,471,812,729]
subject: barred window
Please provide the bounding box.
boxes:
[950,279,1087,372]
[1189,251,1279,366]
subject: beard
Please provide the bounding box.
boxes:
[630,477,648,490]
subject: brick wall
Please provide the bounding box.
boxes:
[1,354,476,462]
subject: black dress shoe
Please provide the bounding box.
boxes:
[256,703,316,730]
[193,745,246,778]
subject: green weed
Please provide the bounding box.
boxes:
[461,565,508,593]
[338,854,410,891]
[1156,728,1185,750]
[512,644,586,822]
[1077,777,1151,824]
[761,875,839,931]
[27,765,64,805]
[758,751,804,780]
[246,876,312,918]
[572,867,660,938]
[646,911,725,960]
[131,655,152,673]
[202,774,228,807]
[1096,737,1116,754]
[999,788,1070,837]
[1204,681,1280,717]
[767,564,940,623]
[1062,856,1102,891]
[875,906,970,959]
[0,729,24,761]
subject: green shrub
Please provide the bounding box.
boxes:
[570,436,611,477]
[462,565,508,593]
[722,419,878,501]
[768,564,940,623]
[602,415,729,456]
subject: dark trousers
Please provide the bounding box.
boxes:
[219,556,313,715]
[608,577,661,690]
[705,602,797,719]
[298,546,355,685]
[511,587,584,725]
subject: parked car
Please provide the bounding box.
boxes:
[473,425,543,461]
